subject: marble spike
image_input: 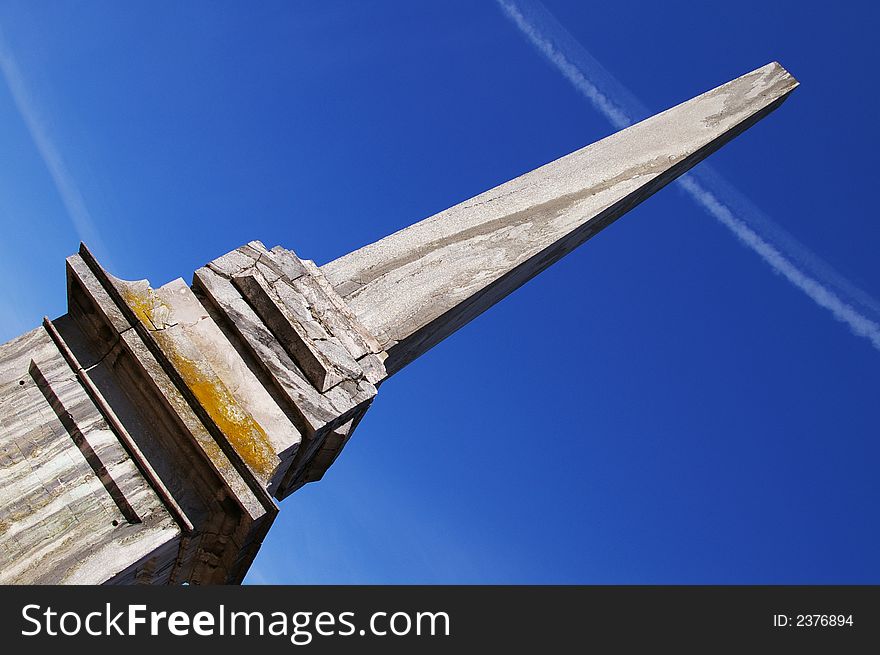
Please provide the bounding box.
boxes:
[322,62,799,375]
[0,62,797,583]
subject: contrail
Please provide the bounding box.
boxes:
[499,7,630,130]
[0,25,107,260]
[679,176,880,349]
[498,0,880,352]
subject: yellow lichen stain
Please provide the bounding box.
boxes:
[119,282,167,330]
[165,347,278,481]
[119,280,278,481]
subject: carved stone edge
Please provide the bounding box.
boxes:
[69,244,278,584]
[197,241,388,499]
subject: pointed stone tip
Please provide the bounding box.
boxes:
[767,60,800,91]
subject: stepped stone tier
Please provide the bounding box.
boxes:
[0,62,798,584]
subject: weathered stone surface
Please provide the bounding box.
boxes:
[232,265,379,393]
[194,266,354,433]
[62,248,278,584]
[269,245,309,281]
[357,353,387,385]
[234,272,355,392]
[108,275,301,491]
[322,62,799,374]
[299,258,385,357]
[43,315,192,533]
[0,327,181,584]
[196,242,386,498]
[72,251,271,520]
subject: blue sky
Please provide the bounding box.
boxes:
[1,1,878,583]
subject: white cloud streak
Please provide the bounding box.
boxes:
[498,0,632,130]
[679,176,880,349]
[0,26,106,256]
[498,0,880,352]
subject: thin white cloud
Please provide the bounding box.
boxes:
[679,175,880,349]
[498,0,880,353]
[0,25,106,257]
[498,0,631,130]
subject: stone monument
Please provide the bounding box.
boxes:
[0,63,798,583]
